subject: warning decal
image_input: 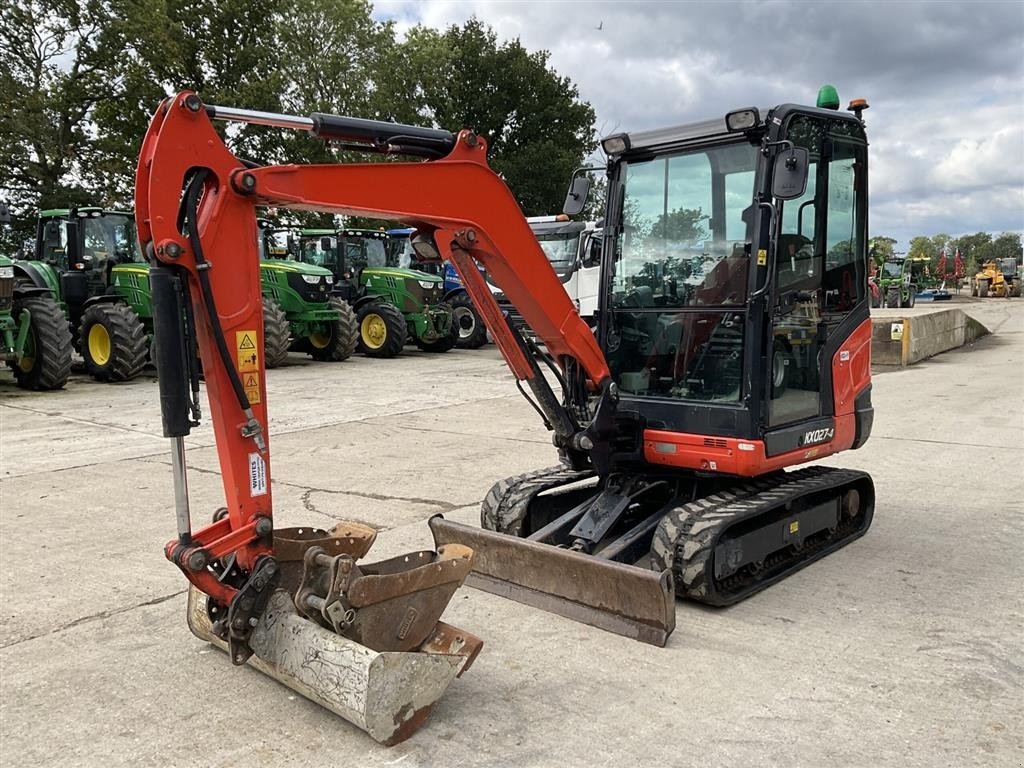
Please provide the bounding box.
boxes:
[236,330,259,373]
[242,372,261,404]
[248,452,267,496]
[757,248,767,266]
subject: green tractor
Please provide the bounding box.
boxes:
[15,207,150,381]
[1,252,74,390]
[257,222,357,367]
[294,228,455,358]
[876,255,922,309]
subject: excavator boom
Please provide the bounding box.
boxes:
[135,93,619,742]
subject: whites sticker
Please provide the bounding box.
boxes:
[248,452,267,496]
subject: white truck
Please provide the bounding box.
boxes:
[490,215,601,331]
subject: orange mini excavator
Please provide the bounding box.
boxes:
[136,87,874,741]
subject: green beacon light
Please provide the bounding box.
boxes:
[817,84,840,110]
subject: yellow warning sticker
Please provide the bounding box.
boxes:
[242,372,261,405]
[757,249,767,266]
[236,330,259,372]
[789,521,800,534]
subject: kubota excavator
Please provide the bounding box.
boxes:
[136,86,874,742]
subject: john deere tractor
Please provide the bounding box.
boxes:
[2,252,73,390]
[386,227,488,349]
[15,207,150,381]
[257,222,357,367]
[294,228,455,358]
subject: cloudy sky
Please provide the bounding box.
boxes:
[374,0,1024,249]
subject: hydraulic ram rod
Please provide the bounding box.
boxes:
[204,102,457,157]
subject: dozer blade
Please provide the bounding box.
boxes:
[188,588,482,746]
[429,516,675,646]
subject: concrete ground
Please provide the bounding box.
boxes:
[1,299,1021,768]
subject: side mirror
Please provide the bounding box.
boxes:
[563,175,591,217]
[771,147,810,200]
[320,237,332,251]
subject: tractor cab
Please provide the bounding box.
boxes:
[32,207,143,327]
[293,228,386,300]
[593,88,871,452]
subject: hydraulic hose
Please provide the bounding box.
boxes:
[181,169,265,450]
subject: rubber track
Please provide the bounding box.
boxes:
[650,466,871,606]
[480,465,596,536]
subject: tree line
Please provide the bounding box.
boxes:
[0,0,596,248]
[871,232,1023,277]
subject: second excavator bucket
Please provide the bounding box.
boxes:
[429,516,676,646]
[191,524,482,745]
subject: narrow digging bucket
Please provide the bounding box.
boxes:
[186,523,482,745]
[188,588,481,745]
[429,516,676,646]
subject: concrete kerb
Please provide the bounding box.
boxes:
[871,307,990,367]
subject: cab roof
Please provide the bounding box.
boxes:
[604,103,864,155]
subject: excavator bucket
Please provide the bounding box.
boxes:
[189,525,482,745]
[428,517,676,646]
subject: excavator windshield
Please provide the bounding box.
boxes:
[606,139,759,402]
[611,141,758,309]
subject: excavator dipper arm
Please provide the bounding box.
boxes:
[135,93,610,604]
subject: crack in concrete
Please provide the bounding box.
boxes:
[299,488,391,530]
[0,589,187,650]
[873,435,1015,450]
[143,458,462,514]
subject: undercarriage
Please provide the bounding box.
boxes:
[431,464,874,645]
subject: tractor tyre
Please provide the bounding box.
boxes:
[9,295,73,390]
[307,298,358,362]
[977,279,989,298]
[885,288,899,308]
[356,302,406,358]
[450,293,488,349]
[263,299,291,369]
[80,303,148,382]
[771,340,792,399]
[905,289,916,309]
[415,302,458,353]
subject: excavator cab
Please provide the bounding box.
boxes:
[598,102,870,447]
[431,95,875,645]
